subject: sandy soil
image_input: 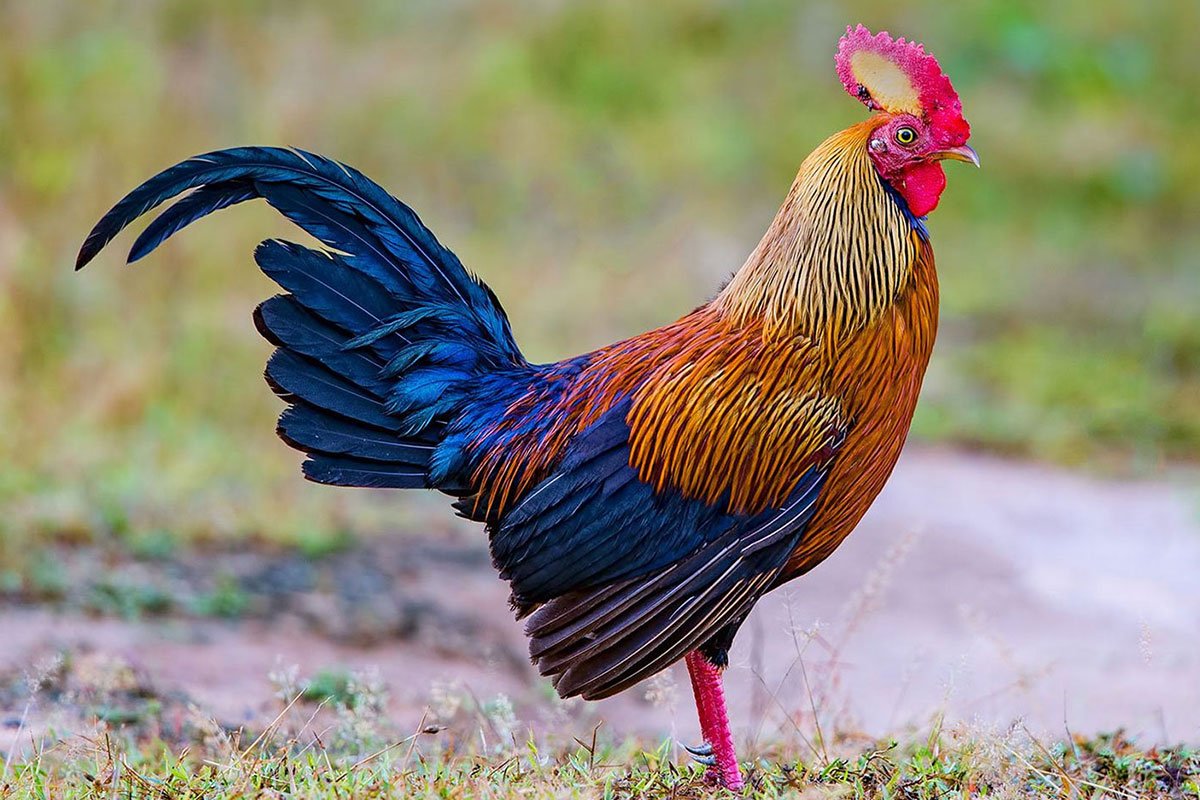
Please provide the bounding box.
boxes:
[2,447,1198,756]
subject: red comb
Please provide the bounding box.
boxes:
[835,25,968,144]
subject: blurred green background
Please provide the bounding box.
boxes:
[2,0,1198,567]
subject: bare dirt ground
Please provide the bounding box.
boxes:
[3,447,1198,758]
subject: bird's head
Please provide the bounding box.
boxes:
[835,25,977,218]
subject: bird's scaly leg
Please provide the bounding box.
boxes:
[684,650,743,791]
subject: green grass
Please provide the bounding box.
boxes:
[2,728,1196,798]
[1,1,1198,563]
[2,639,1195,798]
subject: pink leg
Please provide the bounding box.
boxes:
[684,650,743,792]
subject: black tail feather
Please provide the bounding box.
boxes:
[277,405,434,465]
[79,147,527,493]
[301,454,429,489]
[253,295,390,395]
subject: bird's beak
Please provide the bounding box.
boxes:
[932,144,980,168]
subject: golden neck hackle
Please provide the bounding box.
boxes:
[715,118,920,345]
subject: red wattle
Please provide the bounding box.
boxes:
[897,160,947,218]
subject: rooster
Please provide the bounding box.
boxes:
[78,25,976,790]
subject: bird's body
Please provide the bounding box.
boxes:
[79,25,974,791]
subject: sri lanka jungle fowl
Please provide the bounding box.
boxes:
[78,25,977,791]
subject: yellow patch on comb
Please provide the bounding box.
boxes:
[836,25,967,129]
[848,50,921,116]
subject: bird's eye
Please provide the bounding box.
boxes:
[894,126,918,146]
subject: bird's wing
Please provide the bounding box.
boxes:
[488,351,847,699]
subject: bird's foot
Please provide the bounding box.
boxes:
[684,741,714,765]
[683,741,742,791]
[702,763,744,792]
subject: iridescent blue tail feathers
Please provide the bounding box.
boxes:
[76,147,525,492]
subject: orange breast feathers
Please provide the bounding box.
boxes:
[780,239,939,578]
[620,311,846,514]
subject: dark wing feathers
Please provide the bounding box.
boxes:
[489,400,840,700]
[491,404,727,603]
[533,472,828,700]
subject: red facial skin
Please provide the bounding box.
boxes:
[866,112,971,218]
[866,114,942,218]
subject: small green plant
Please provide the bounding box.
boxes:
[190,574,249,619]
[85,580,174,619]
[300,669,355,705]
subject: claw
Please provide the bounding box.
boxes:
[684,742,713,757]
[692,753,717,767]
